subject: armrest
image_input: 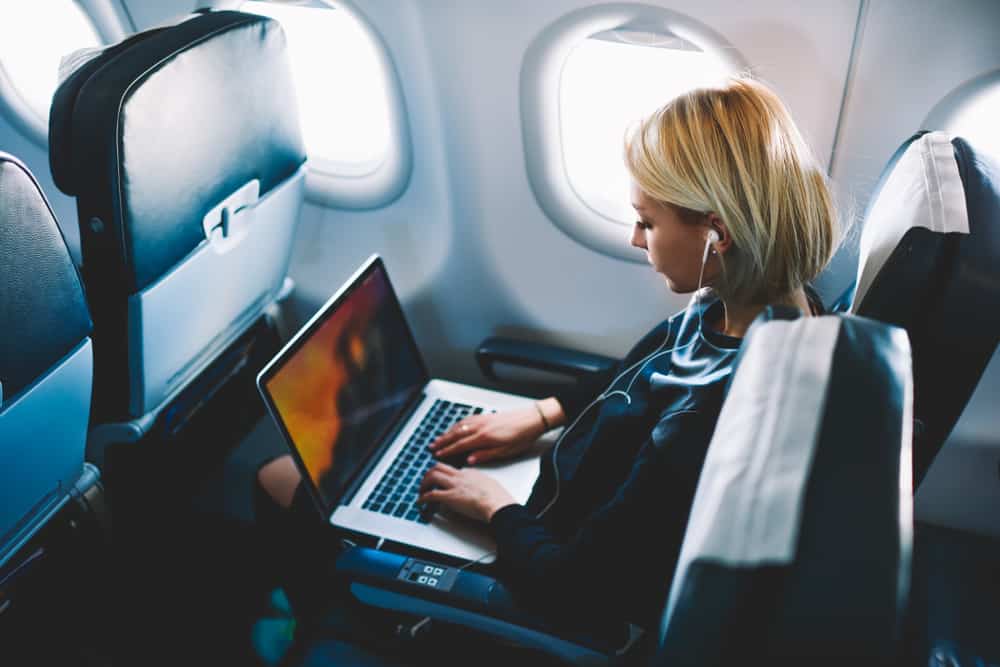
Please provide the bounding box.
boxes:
[476,336,617,384]
[335,546,623,664]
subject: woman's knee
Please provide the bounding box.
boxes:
[257,455,302,510]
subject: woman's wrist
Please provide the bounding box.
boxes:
[536,397,565,430]
[533,401,551,433]
[484,499,518,522]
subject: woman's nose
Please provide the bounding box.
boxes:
[630,224,645,249]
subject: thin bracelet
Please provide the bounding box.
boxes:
[534,401,551,432]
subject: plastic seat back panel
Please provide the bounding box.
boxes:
[127,168,304,415]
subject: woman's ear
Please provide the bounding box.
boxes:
[705,212,732,255]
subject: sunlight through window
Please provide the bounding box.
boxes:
[243,1,393,175]
[945,83,1000,161]
[0,0,101,124]
[560,34,731,224]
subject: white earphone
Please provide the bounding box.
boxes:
[707,229,720,244]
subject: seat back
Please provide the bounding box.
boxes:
[848,131,1000,485]
[657,310,913,664]
[0,152,95,566]
[49,10,306,425]
[0,151,111,662]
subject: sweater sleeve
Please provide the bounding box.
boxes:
[488,410,714,627]
[551,365,618,422]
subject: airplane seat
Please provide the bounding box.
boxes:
[0,152,110,661]
[47,9,307,471]
[653,309,913,666]
[319,309,914,666]
[843,131,1000,667]
[846,131,1000,488]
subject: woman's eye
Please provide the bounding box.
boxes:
[635,220,651,230]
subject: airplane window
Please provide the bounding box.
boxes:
[521,6,745,262]
[0,0,101,141]
[560,31,731,224]
[924,70,1000,163]
[941,79,1000,159]
[242,1,410,207]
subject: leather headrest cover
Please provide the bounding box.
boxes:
[48,10,306,293]
[0,153,92,403]
[49,26,168,193]
[854,131,970,308]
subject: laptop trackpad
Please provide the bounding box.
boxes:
[475,455,539,504]
[472,430,558,504]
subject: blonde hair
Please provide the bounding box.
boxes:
[625,77,837,306]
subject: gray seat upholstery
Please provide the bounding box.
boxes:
[48,10,307,454]
[848,131,1000,486]
[656,309,913,665]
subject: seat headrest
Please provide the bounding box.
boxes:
[853,131,970,308]
[48,10,306,293]
[658,311,913,664]
[49,27,169,194]
[0,153,91,406]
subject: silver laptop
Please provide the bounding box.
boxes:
[257,254,540,562]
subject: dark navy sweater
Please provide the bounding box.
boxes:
[488,295,742,629]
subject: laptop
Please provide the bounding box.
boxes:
[257,254,541,563]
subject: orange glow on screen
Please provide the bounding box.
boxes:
[266,274,382,488]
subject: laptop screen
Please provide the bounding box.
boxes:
[259,256,429,514]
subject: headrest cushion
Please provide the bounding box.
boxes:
[854,131,969,308]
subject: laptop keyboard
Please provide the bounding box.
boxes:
[361,399,490,523]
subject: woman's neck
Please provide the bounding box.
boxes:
[717,287,812,338]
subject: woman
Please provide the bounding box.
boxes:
[413,76,835,628]
[256,76,836,635]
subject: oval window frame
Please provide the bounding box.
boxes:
[241,0,412,210]
[520,4,747,262]
[0,0,122,147]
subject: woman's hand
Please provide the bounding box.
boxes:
[429,399,563,465]
[418,463,516,523]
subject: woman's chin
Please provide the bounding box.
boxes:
[663,276,698,295]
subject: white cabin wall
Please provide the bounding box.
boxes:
[284,0,861,385]
[283,0,459,373]
[833,0,1000,446]
[832,0,1000,208]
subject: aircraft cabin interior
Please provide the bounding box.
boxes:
[1,0,998,665]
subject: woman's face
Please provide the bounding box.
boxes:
[629,184,712,293]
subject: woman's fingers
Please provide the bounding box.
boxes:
[418,470,442,494]
[418,487,450,504]
[428,428,459,450]
[429,418,478,451]
[418,462,457,493]
[432,435,482,460]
